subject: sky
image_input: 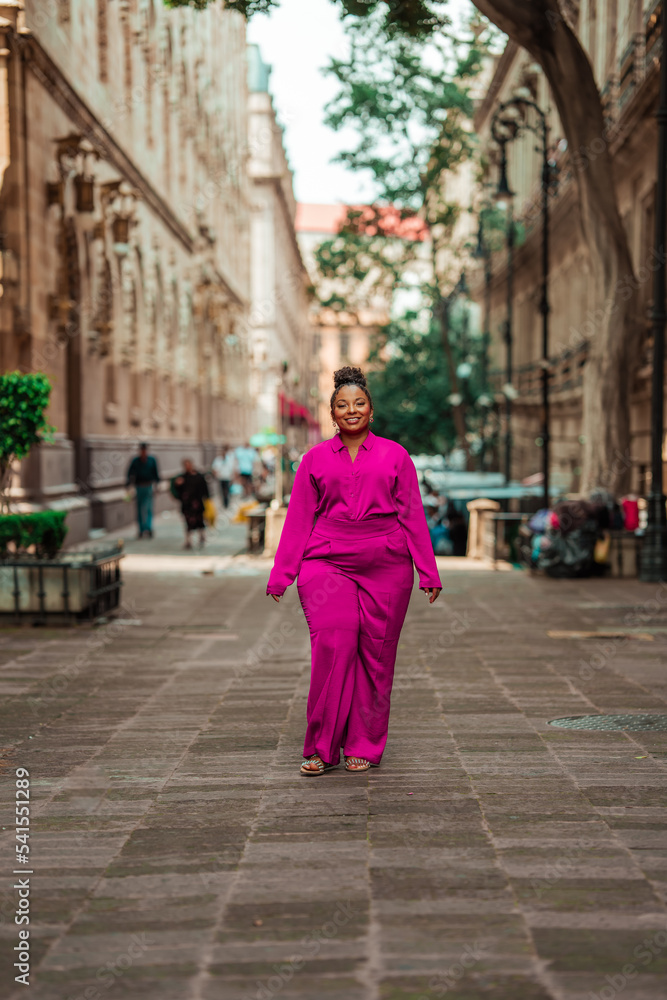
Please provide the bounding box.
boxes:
[247,0,474,206]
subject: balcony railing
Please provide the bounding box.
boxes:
[600,75,619,132]
[489,339,589,402]
[646,0,663,67]
[615,3,662,110]
[618,33,644,108]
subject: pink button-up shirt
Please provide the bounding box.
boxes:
[266,432,442,595]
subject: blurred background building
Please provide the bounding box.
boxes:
[0,1,314,540]
[247,45,315,454]
[469,0,662,495]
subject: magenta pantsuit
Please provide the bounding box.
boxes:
[266,432,442,766]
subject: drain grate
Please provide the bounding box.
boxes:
[549,714,667,731]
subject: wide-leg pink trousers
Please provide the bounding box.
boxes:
[297,513,414,766]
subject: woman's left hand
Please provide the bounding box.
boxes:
[421,588,442,604]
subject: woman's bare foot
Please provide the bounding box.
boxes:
[300,754,335,776]
[345,756,371,772]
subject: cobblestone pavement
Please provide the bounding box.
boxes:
[1,547,667,1000]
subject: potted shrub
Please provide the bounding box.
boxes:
[0,373,123,620]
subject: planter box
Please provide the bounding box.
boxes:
[0,543,124,623]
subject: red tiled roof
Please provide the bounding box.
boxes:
[295,203,429,242]
[295,203,349,234]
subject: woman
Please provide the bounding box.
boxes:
[267,366,442,776]
[171,458,210,550]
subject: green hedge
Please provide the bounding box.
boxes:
[0,511,68,559]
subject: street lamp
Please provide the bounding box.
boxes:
[491,94,551,509]
[489,117,515,488]
[473,209,493,470]
[439,274,473,471]
[640,38,667,581]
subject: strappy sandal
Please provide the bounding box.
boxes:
[300,754,337,777]
[344,756,371,772]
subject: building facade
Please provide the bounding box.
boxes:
[470,1,663,496]
[1,0,253,540]
[247,45,314,455]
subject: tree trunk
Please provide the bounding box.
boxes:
[473,0,638,495]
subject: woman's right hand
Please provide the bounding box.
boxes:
[270,594,281,602]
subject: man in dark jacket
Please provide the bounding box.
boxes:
[126,443,160,539]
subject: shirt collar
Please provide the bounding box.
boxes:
[330,430,375,452]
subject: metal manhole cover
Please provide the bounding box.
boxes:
[549,714,667,731]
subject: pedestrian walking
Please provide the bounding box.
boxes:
[125,442,160,539]
[211,445,237,509]
[171,459,210,549]
[266,366,442,776]
[235,441,259,496]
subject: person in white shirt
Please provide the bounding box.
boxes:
[211,445,238,509]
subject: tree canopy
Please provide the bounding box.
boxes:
[167,0,449,30]
[367,308,489,455]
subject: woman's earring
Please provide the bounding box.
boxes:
[370,416,374,423]
[332,421,339,433]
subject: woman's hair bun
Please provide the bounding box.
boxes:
[333,366,367,389]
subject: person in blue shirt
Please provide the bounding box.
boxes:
[126,443,160,539]
[235,442,259,497]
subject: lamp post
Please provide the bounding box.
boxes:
[489,122,515,486]
[639,37,667,581]
[491,94,551,509]
[473,209,493,470]
[439,272,474,471]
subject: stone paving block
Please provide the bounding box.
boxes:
[202,974,366,1000]
[531,927,667,973]
[3,564,667,1000]
[219,899,369,943]
[377,973,554,999]
[550,974,667,1000]
[30,964,198,999]
[512,876,662,912]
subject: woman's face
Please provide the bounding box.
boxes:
[332,385,372,435]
